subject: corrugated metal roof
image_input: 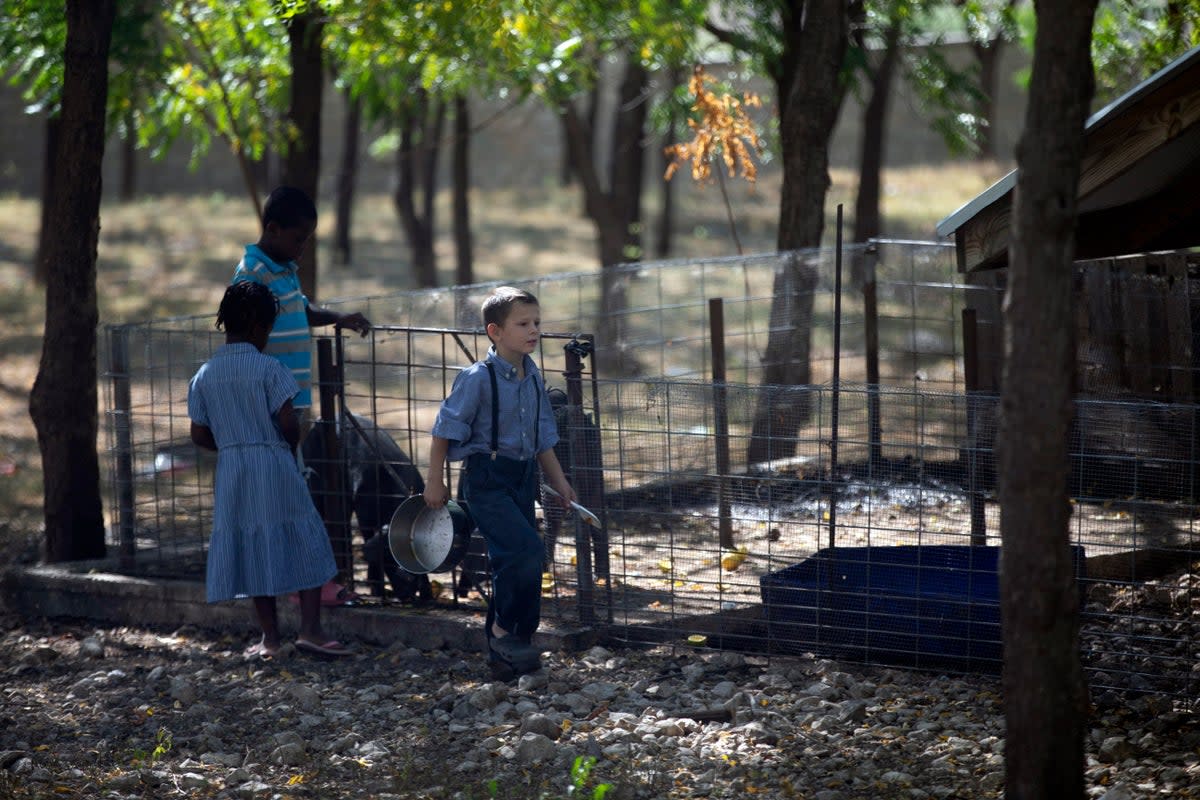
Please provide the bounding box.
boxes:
[935,43,1200,239]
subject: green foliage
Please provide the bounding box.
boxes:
[129,727,173,767]
[877,0,989,156]
[145,1,293,168]
[0,0,162,129]
[1014,1,1199,104]
[567,755,612,799]
[957,0,1020,45]
[1091,0,1200,104]
[906,46,986,156]
[0,0,66,115]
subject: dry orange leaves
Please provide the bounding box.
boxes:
[664,65,764,185]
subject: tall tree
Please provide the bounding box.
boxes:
[393,87,446,288]
[1091,0,1200,103]
[152,1,294,221]
[28,0,116,562]
[559,52,653,371]
[0,0,161,281]
[281,3,325,300]
[708,0,860,464]
[852,9,903,242]
[956,0,1021,160]
[998,0,1097,795]
[509,2,704,372]
[332,85,362,266]
[452,94,474,287]
[852,0,983,242]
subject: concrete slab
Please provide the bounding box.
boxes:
[0,559,599,655]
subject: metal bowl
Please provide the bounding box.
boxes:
[386,496,474,574]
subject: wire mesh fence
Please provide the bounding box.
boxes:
[99,240,1200,701]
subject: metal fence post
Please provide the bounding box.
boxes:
[863,241,882,470]
[963,308,987,546]
[109,325,136,568]
[828,205,844,549]
[563,339,595,625]
[709,298,734,550]
[317,338,353,580]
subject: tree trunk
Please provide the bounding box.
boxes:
[560,69,601,189]
[393,89,444,289]
[559,53,650,375]
[974,39,1002,161]
[611,60,649,242]
[452,95,473,287]
[29,0,115,563]
[853,19,901,244]
[119,111,137,202]
[999,0,1097,797]
[746,0,853,466]
[281,6,324,301]
[656,129,676,258]
[34,113,62,286]
[333,88,361,266]
[656,67,685,259]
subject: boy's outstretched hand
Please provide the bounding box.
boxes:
[335,311,371,337]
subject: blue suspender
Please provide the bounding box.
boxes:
[485,361,540,460]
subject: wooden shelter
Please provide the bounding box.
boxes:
[936,45,1200,401]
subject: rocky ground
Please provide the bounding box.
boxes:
[1,607,1198,800]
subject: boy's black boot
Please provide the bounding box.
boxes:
[487,634,541,680]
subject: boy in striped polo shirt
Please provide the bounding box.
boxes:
[233,187,371,608]
[232,186,370,419]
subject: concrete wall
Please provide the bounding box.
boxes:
[0,41,1029,200]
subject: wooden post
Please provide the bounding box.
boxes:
[316,338,353,580]
[963,308,987,547]
[1164,253,1192,401]
[563,339,595,625]
[828,205,844,550]
[709,298,734,550]
[863,242,882,470]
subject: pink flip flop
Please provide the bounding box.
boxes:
[295,638,353,657]
[243,640,280,661]
[287,581,360,608]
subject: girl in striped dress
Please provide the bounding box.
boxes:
[188,281,351,659]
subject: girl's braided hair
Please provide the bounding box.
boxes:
[216,281,279,336]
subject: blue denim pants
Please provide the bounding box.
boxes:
[463,453,542,642]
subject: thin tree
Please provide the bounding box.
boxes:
[955,0,1021,161]
[998,0,1097,795]
[451,94,474,287]
[332,84,362,266]
[664,66,765,256]
[852,11,903,243]
[281,4,325,301]
[28,0,115,562]
[393,86,446,289]
[709,0,860,465]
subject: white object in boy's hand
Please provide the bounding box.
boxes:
[541,483,601,527]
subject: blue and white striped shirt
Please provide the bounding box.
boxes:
[231,245,312,408]
[432,348,560,462]
[188,342,337,602]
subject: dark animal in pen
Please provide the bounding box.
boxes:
[301,413,432,604]
[452,386,608,597]
[542,386,608,580]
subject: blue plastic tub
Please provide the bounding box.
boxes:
[759,545,1085,672]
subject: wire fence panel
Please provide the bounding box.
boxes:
[98,241,1199,702]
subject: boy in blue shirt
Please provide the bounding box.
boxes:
[232,186,370,416]
[424,286,576,678]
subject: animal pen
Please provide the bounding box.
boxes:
[101,240,1200,703]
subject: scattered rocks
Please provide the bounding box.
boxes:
[0,612,1196,799]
